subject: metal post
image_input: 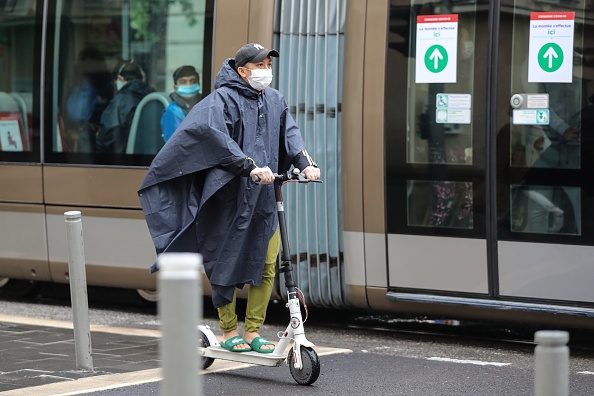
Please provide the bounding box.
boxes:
[63,211,93,371]
[158,253,202,396]
[534,330,569,396]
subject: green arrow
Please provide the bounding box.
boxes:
[424,45,448,73]
[430,48,443,69]
[538,43,563,72]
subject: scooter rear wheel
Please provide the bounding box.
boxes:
[197,330,215,369]
[288,346,320,385]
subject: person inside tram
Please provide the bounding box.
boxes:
[96,59,155,153]
[138,43,320,353]
[64,47,114,152]
[161,65,202,142]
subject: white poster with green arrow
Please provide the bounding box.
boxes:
[415,14,458,83]
[528,11,575,83]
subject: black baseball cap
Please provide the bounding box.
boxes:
[235,43,279,68]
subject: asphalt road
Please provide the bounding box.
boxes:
[1,284,594,395]
[63,350,594,396]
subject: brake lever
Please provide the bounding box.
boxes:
[296,174,322,183]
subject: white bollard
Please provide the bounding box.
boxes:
[64,211,94,371]
[158,253,202,396]
[534,330,569,396]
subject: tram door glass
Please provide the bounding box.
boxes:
[498,1,593,241]
[386,0,487,236]
[49,0,210,165]
[0,0,39,160]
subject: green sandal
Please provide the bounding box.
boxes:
[220,336,252,352]
[249,336,275,354]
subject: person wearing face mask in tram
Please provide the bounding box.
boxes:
[138,43,320,353]
[96,59,155,153]
[161,65,202,142]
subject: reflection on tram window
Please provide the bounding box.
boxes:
[407,180,473,229]
[510,185,581,236]
[64,48,115,152]
[0,4,36,154]
[408,5,476,165]
[53,0,208,159]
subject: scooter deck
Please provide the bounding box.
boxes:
[199,346,287,367]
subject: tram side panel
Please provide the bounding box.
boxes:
[341,0,382,311]
[360,0,395,312]
[0,203,51,283]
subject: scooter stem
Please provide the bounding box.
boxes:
[273,177,314,370]
[274,179,297,295]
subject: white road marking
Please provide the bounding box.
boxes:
[427,357,511,366]
[577,371,594,375]
[38,352,71,357]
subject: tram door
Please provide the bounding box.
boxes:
[496,3,594,303]
[385,0,594,304]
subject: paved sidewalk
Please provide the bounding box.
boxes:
[0,315,351,396]
[0,316,161,393]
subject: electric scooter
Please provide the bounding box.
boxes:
[197,169,322,386]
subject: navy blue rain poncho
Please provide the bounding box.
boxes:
[138,58,306,307]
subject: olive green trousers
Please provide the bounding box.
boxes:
[217,227,280,333]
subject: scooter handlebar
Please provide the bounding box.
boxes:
[251,169,323,184]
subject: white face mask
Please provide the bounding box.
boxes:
[116,79,126,91]
[246,68,273,91]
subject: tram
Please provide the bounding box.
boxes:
[1,0,593,329]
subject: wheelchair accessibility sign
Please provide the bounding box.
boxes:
[528,11,574,83]
[416,14,458,83]
[435,93,471,124]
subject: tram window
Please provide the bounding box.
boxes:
[406,7,477,166]
[510,185,581,236]
[48,0,211,165]
[385,0,486,237]
[499,1,592,242]
[0,1,39,160]
[407,180,473,229]
[509,11,586,171]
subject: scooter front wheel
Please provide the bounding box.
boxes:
[288,346,320,385]
[197,329,215,369]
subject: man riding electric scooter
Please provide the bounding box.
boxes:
[138,43,320,358]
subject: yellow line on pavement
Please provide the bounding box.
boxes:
[0,314,161,337]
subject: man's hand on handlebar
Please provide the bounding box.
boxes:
[302,165,320,181]
[250,166,275,184]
